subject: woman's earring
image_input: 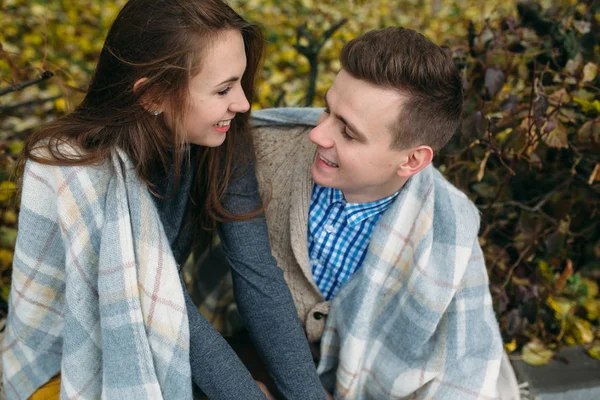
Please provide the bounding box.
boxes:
[152,110,160,116]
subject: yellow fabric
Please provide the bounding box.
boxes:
[29,374,60,400]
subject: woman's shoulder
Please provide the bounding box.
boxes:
[23,141,116,200]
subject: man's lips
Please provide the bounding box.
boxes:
[317,153,339,168]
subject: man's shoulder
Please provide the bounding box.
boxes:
[431,166,481,233]
[252,124,315,177]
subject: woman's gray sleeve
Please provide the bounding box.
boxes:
[218,163,327,400]
[182,275,267,399]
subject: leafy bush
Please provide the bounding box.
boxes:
[1,0,599,364]
[435,1,600,363]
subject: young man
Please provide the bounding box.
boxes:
[202,27,519,399]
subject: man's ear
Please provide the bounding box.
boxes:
[396,145,434,178]
[133,78,163,115]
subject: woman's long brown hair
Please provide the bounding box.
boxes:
[17,0,264,230]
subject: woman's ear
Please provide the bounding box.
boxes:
[133,78,162,115]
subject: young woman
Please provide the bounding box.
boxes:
[1,0,326,399]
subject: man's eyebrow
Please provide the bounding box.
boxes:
[214,76,240,88]
[324,91,367,141]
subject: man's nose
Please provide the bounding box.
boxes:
[308,114,334,148]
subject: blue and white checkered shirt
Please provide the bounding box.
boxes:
[308,183,400,300]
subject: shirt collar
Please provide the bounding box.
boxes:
[314,184,400,227]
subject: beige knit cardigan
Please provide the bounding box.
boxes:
[253,125,329,342]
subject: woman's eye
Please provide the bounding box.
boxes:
[217,87,232,96]
[324,107,330,114]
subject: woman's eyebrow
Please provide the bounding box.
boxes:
[214,76,240,87]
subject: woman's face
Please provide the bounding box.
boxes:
[164,29,250,147]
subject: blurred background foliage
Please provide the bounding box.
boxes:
[1,0,599,366]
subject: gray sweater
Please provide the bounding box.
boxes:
[151,146,325,400]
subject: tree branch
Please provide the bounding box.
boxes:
[0,71,54,97]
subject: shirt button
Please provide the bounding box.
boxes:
[313,312,326,320]
[325,225,335,233]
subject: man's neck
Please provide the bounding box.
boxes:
[342,176,409,204]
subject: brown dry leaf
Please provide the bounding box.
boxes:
[577,119,600,144]
[565,53,583,75]
[555,259,573,292]
[548,88,571,105]
[588,163,600,185]
[543,118,569,149]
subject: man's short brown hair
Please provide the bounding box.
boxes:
[341,27,463,152]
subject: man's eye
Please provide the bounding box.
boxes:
[217,87,232,96]
[323,107,330,113]
[341,128,353,140]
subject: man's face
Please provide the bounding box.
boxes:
[309,69,410,203]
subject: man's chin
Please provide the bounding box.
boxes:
[311,163,337,189]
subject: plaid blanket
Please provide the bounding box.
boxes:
[1,149,191,399]
[316,163,503,399]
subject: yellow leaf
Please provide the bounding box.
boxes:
[583,298,600,321]
[582,62,598,83]
[547,295,575,319]
[522,339,554,366]
[2,210,18,226]
[505,338,517,353]
[574,98,600,114]
[0,181,18,204]
[587,341,600,360]
[582,278,599,298]
[565,318,595,345]
[0,248,13,267]
[539,260,554,282]
[8,140,24,155]
[477,151,490,182]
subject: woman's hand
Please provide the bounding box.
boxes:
[256,381,275,400]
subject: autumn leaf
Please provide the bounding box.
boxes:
[0,248,14,267]
[590,164,600,185]
[555,259,573,292]
[548,88,571,105]
[565,53,583,76]
[0,181,18,205]
[477,151,491,182]
[547,295,575,319]
[504,338,517,353]
[522,339,554,366]
[542,118,569,149]
[582,62,598,83]
[484,67,505,97]
[587,341,600,360]
[565,318,595,346]
[574,98,600,114]
[577,118,600,143]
